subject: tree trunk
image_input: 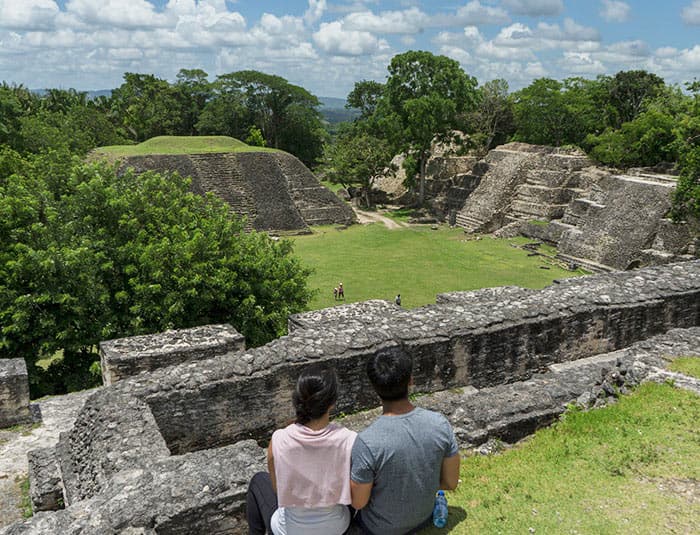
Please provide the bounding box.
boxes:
[418,151,427,206]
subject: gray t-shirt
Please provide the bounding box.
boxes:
[350,407,459,535]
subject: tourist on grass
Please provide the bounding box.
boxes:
[350,349,460,535]
[338,282,345,300]
[394,294,401,306]
[246,367,356,535]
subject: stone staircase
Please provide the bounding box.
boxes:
[455,213,486,232]
[190,153,257,230]
[504,166,589,224]
[276,155,354,226]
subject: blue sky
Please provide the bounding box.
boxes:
[1,1,699,98]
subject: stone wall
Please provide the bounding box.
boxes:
[119,151,354,233]
[452,143,697,271]
[3,260,700,534]
[0,359,31,429]
[555,173,696,270]
[100,324,245,385]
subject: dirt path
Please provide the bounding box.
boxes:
[353,208,408,229]
[0,389,96,528]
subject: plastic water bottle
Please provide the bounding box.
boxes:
[432,490,448,528]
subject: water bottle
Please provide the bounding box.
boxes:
[432,490,448,528]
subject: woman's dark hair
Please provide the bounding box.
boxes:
[293,367,339,425]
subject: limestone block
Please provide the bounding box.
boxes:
[28,448,64,512]
[100,324,245,385]
[0,358,32,429]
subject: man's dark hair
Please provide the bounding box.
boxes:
[293,366,338,424]
[366,349,412,401]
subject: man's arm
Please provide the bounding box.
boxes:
[350,480,373,509]
[439,453,460,491]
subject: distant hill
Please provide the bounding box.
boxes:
[318,96,360,125]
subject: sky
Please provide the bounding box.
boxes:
[0,1,699,98]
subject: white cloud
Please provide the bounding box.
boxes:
[0,0,58,31]
[342,7,426,34]
[452,1,510,25]
[313,20,385,55]
[600,1,631,23]
[502,0,563,17]
[559,52,606,74]
[682,1,700,24]
[64,0,171,29]
[304,0,327,25]
[537,19,600,41]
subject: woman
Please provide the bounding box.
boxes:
[247,367,357,534]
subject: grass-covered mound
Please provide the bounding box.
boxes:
[91,135,279,158]
[291,224,587,310]
[421,382,700,534]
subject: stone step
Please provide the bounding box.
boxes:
[455,212,484,232]
[555,253,615,273]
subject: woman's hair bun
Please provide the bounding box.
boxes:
[293,367,338,425]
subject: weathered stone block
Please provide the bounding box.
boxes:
[28,448,64,512]
[0,358,32,429]
[100,324,245,385]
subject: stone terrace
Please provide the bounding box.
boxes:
[2,260,699,534]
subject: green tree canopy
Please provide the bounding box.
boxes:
[380,50,479,204]
[323,132,393,207]
[1,154,313,396]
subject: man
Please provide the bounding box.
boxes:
[350,349,460,534]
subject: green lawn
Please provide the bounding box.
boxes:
[420,383,700,534]
[291,224,586,310]
[91,135,279,158]
[668,356,700,379]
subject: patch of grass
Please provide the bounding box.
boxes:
[385,207,422,223]
[668,356,700,379]
[528,219,549,226]
[320,180,346,194]
[419,383,700,534]
[16,476,32,518]
[3,421,41,434]
[91,135,279,159]
[291,224,583,310]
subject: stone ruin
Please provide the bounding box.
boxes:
[118,151,355,233]
[0,359,32,429]
[375,142,698,272]
[1,259,699,534]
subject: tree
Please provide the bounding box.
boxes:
[512,78,575,146]
[380,51,478,205]
[469,79,515,152]
[198,71,325,164]
[607,70,666,127]
[323,132,393,207]
[110,73,184,141]
[671,80,700,221]
[1,155,313,396]
[346,80,384,120]
[175,68,212,136]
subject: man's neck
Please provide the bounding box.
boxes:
[381,397,415,416]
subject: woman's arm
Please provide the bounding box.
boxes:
[267,440,277,493]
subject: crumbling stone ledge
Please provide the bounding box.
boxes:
[2,261,699,534]
[5,327,698,534]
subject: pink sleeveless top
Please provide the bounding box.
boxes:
[271,422,357,508]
